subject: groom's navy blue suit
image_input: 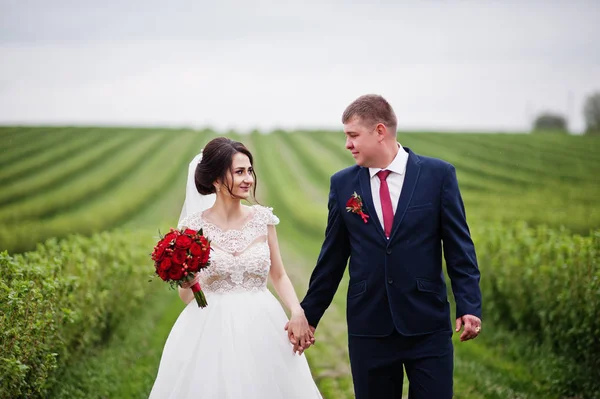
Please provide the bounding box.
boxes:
[301,148,481,399]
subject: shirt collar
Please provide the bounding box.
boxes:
[369,143,408,178]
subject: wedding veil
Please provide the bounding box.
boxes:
[177,150,216,228]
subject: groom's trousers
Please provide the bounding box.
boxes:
[348,330,453,399]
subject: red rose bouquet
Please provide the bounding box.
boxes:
[151,228,211,307]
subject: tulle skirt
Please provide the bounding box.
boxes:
[148,289,322,398]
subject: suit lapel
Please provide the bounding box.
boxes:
[390,149,421,239]
[358,167,387,240]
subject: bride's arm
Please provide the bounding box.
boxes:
[178,287,193,304]
[176,224,199,304]
[267,225,314,350]
[178,274,200,304]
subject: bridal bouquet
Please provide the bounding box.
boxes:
[151,228,211,307]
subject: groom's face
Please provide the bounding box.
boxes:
[344,116,380,167]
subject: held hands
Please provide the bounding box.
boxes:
[455,314,482,341]
[180,273,201,289]
[284,308,316,355]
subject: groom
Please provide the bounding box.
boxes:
[298,95,482,398]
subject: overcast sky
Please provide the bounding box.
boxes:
[1,0,599,133]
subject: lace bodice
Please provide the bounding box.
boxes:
[178,205,280,294]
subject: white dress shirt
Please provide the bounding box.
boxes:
[369,144,409,232]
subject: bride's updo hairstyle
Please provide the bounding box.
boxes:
[195,137,257,199]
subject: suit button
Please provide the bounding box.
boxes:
[386,249,392,255]
[387,278,393,285]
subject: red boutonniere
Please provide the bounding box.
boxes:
[346,192,369,223]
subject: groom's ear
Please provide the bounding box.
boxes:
[375,123,388,141]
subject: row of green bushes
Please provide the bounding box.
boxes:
[0,132,202,254]
[474,223,600,397]
[0,230,158,399]
[0,132,139,207]
[1,223,597,398]
[0,133,169,223]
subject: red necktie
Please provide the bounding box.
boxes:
[377,170,394,238]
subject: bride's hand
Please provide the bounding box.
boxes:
[286,309,314,354]
[295,325,315,355]
[180,273,200,289]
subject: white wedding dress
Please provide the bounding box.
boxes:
[149,205,322,399]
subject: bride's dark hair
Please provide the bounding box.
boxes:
[195,137,257,200]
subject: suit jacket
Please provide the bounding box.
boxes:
[301,148,482,337]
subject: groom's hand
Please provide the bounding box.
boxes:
[284,322,316,354]
[294,325,316,355]
[455,314,481,341]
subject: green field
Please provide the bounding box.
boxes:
[1,127,599,399]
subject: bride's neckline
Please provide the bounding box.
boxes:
[200,205,257,233]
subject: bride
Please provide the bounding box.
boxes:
[148,137,322,398]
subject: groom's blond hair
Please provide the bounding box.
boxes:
[342,94,397,134]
